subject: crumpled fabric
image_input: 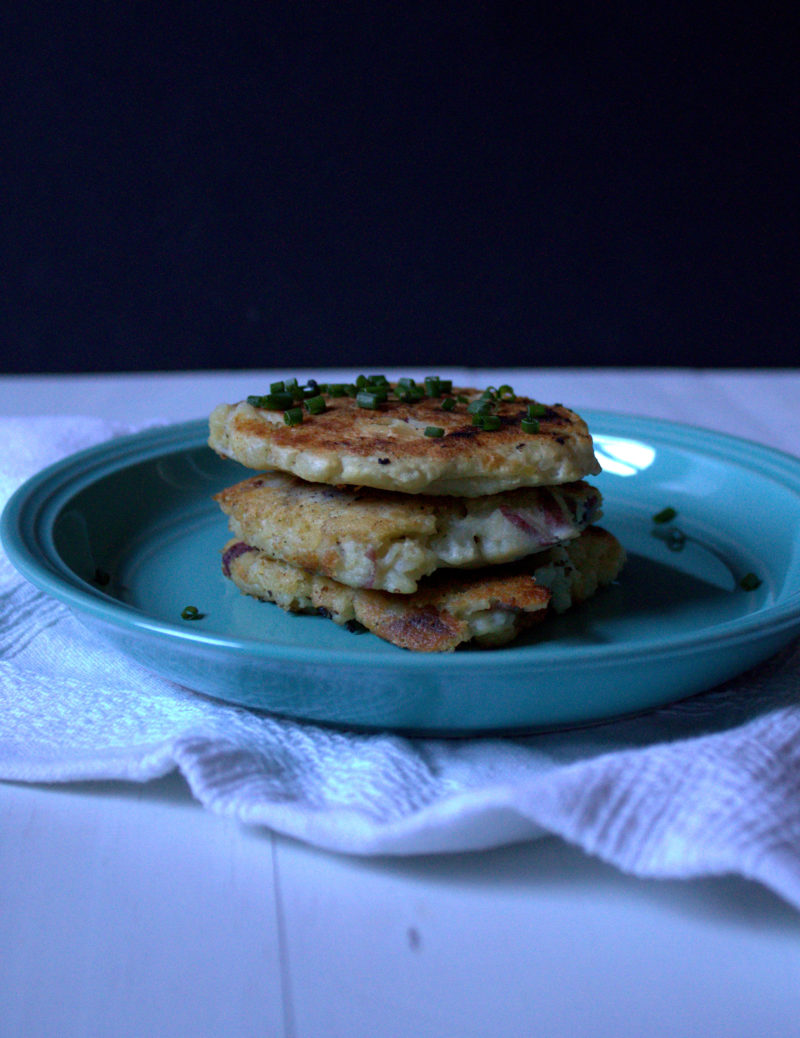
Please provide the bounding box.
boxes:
[2,417,800,909]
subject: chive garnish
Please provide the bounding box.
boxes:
[305,394,327,414]
[356,390,382,409]
[424,426,445,437]
[739,572,762,591]
[245,379,573,447]
[247,391,295,410]
[473,414,502,431]
[356,374,388,391]
[181,605,203,620]
[397,384,424,403]
[422,376,452,397]
[653,507,678,524]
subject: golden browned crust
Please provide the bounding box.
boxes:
[353,573,551,651]
[209,387,601,495]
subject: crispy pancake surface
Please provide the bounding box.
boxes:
[215,472,603,593]
[209,384,601,495]
[221,526,625,652]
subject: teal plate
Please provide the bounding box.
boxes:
[3,413,800,734]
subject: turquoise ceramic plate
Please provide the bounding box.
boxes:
[3,413,800,733]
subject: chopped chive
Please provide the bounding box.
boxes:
[440,396,456,411]
[247,391,295,410]
[397,385,424,403]
[653,507,678,524]
[521,417,540,434]
[397,376,416,388]
[345,383,359,396]
[356,390,382,409]
[181,605,203,620]
[270,380,285,393]
[326,383,348,397]
[739,572,762,591]
[284,407,304,426]
[305,394,327,414]
[456,393,469,403]
[527,402,548,418]
[424,425,445,437]
[497,384,516,400]
[425,377,450,396]
[368,374,388,385]
[467,399,494,415]
[473,414,502,431]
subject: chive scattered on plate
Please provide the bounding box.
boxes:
[652,506,678,524]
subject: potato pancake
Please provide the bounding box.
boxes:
[215,471,602,593]
[220,526,625,653]
[208,378,601,495]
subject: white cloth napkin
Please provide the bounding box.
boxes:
[3,417,800,908]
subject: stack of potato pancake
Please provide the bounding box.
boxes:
[208,375,625,652]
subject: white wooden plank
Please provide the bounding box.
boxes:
[0,776,285,1038]
[273,835,800,1038]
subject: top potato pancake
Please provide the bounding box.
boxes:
[208,384,601,495]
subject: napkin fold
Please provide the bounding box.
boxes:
[3,417,800,908]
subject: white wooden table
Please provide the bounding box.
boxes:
[2,368,800,1038]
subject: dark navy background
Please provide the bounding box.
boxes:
[4,3,797,373]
